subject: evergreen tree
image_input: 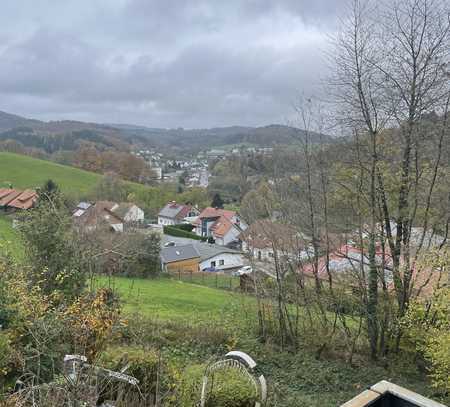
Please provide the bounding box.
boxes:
[211,193,224,209]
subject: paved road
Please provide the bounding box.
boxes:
[199,170,209,187]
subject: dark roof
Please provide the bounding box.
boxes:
[75,201,123,227]
[160,244,200,263]
[194,242,242,261]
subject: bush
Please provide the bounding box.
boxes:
[403,287,450,394]
[99,345,161,402]
[174,364,257,407]
[164,226,207,241]
[171,223,195,232]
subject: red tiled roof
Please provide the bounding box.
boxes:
[209,216,235,237]
[300,244,445,297]
[240,220,303,250]
[0,188,38,209]
[197,207,236,220]
[194,207,237,227]
[8,189,39,209]
[175,205,195,220]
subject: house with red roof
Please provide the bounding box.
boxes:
[193,207,247,246]
[158,201,199,226]
[240,219,309,262]
[0,188,38,212]
[301,244,446,297]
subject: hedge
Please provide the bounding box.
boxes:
[163,226,207,241]
[171,223,195,232]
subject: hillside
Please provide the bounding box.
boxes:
[0,110,133,154]
[0,152,102,194]
[116,123,334,152]
[0,152,150,197]
[0,110,333,156]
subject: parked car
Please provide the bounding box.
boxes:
[233,266,252,276]
[164,241,176,247]
[202,266,218,272]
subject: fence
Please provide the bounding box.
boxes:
[165,270,241,291]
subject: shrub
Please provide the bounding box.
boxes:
[99,345,161,402]
[402,287,450,394]
[174,364,258,407]
[64,288,122,359]
[171,223,195,232]
[163,225,207,241]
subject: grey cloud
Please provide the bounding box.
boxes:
[0,0,342,127]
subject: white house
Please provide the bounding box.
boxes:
[193,207,247,246]
[240,220,307,262]
[112,203,144,223]
[158,202,199,226]
[73,201,144,232]
[195,242,244,271]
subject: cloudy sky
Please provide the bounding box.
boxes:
[0,1,342,128]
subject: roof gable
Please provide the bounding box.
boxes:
[161,244,200,263]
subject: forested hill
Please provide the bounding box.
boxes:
[112,123,334,150]
[0,110,333,155]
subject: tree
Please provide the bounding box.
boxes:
[40,179,59,199]
[211,193,224,209]
[17,195,86,301]
[330,0,450,358]
[91,173,128,202]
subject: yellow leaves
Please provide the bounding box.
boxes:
[64,288,122,359]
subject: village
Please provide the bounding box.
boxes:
[0,0,448,405]
[0,186,445,300]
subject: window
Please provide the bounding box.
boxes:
[211,261,216,267]
[257,251,262,260]
[268,252,274,257]
[219,259,224,266]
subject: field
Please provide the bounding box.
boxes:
[95,275,250,320]
[0,152,101,195]
[0,152,150,197]
[0,214,22,258]
[93,275,439,407]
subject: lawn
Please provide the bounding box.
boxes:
[92,276,444,407]
[0,152,101,195]
[94,275,253,320]
[0,214,22,258]
[0,152,151,198]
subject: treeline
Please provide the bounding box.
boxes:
[236,0,449,396]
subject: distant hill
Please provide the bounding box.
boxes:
[113,123,333,152]
[0,110,333,155]
[0,110,132,154]
[0,111,42,132]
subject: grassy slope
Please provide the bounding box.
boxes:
[0,214,22,258]
[95,276,250,320]
[94,276,441,407]
[0,152,150,197]
[0,152,101,195]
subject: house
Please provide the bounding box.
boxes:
[160,244,200,273]
[158,202,199,226]
[74,201,145,232]
[193,207,247,246]
[0,188,38,212]
[301,244,446,297]
[240,220,308,262]
[112,203,144,223]
[74,201,125,232]
[195,243,244,272]
[160,235,245,272]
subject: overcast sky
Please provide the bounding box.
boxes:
[0,1,342,128]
